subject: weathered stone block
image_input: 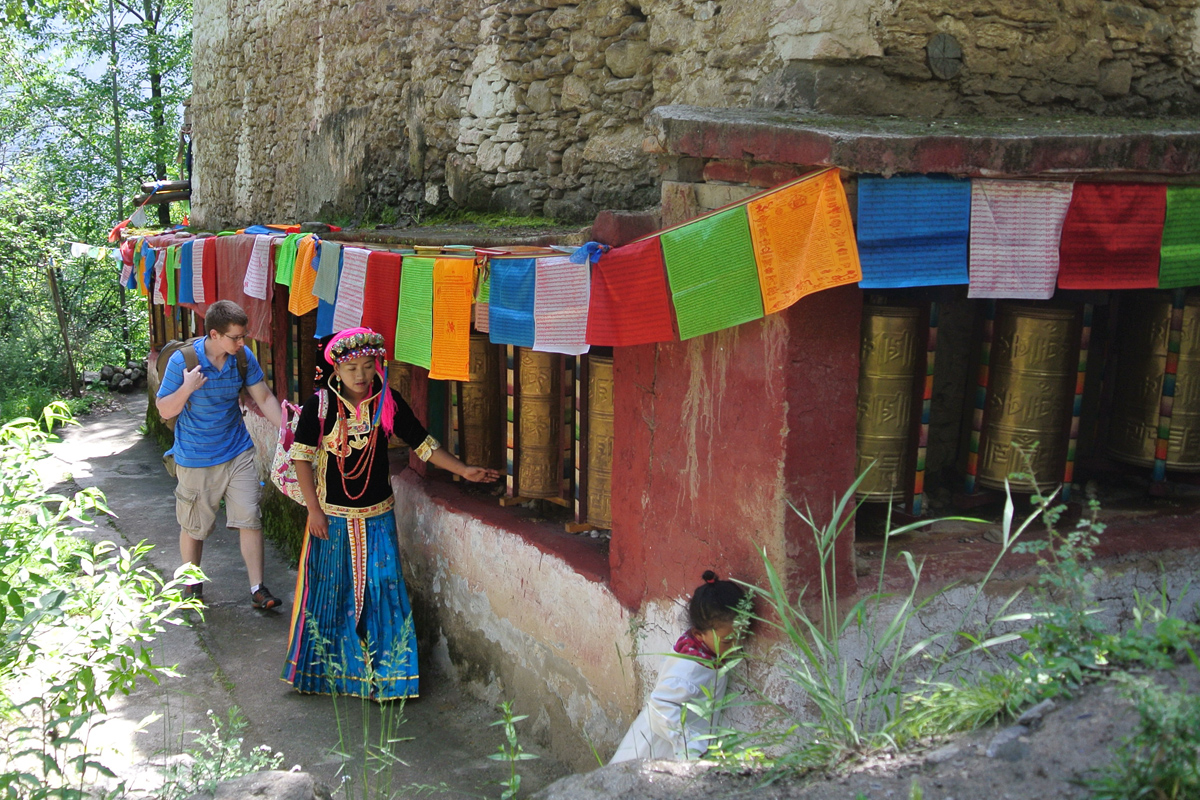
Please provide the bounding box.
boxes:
[694,181,760,211]
[604,40,650,79]
[702,160,751,185]
[560,74,590,110]
[660,180,699,227]
[591,208,662,247]
[1098,58,1134,97]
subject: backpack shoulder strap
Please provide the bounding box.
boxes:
[181,337,200,372]
[235,348,248,386]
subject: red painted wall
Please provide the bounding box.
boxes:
[609,287,862,609]
[781,285,862,596]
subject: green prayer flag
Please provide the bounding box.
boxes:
[274,233,302,287]
[1160,186,1200,289]
[165,245,177,305]
[660,205,764,340]
[477,270,491,303]
[394,257,435,369]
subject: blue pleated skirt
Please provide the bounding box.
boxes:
[282,509,418,700]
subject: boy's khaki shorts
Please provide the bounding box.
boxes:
[174,448,261,540]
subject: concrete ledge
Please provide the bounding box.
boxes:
[648,105,1200,178]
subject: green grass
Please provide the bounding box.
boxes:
[417,209,566,228]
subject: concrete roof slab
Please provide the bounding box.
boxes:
[648,105,1200,178]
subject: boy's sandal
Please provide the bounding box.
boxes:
[181,583,204,603]
[252,585,283,610]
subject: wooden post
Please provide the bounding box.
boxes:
[47,259,81,398]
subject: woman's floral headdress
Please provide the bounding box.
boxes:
[324,327,396,436]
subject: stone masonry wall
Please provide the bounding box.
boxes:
[191,0,1200,229]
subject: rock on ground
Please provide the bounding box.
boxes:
[184,770,332,800]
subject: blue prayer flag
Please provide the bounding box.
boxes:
[857,175,971,289]
[178,240,195,304]
[488,258,536,348]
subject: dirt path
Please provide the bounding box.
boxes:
[42,395,568,798]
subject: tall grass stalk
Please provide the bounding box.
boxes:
[732,471,1044,769]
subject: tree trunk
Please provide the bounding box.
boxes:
[110,0,131,362]
[144,0,170,227]
[47,260,81,398]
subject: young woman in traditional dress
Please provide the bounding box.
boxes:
[282,327,499,699]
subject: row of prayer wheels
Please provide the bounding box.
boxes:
[856,293,1200,501]
[408,335,613,530]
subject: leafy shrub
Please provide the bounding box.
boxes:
[0,402,198,799]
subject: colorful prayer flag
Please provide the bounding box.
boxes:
[968,180,1074,299]
[746,168,861,314]
[394,256,435,369]
[533,255,590,355]
[857,175,971,289]
[661,206,763,340]
[179,240,195,304]
[1159,185,1200,289]
[331,247,370,332]
[313,241,341,304]
[192,238,208,304]
[361,251,403,358]
[475,267,491,334]
[288,235,320,316]
[429,258,475,381]
[243,234,272,300]
[1058,183,1167,290]
[488,257,537,347]
[586,237,675,346]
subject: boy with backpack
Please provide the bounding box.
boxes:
[156,300,284,609]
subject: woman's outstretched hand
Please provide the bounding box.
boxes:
[461,466,501,483]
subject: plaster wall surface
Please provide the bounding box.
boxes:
[191,0,1200,230]
[391,471,637,771]
[609,288,861,611]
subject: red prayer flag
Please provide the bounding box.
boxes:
[361,251,403,359]
[1058,183,1167,290]
[213,234,273,344]
[585,237,675,346]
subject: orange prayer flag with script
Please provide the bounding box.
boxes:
[746,169,862,315]
[287,235,320,316]
[428,258,474,381]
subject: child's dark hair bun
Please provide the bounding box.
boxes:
[690,571,746,631]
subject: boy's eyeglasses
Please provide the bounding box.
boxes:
[221,333,247,343]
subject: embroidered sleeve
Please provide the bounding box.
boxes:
[389,388,433,449]
[414,435,440,462]
[289,442,318,462]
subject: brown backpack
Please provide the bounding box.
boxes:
[158,337,249,476]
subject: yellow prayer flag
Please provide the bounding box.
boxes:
[747,169,862,315]
[428,258,474,381]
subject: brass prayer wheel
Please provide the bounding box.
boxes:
[856,306,921,501]
[1108,292,1200,470]
[586,355,614,529]
[387,362,413,450]
[977,304,1079,491]
[517,348,562,498]
[458,334,503,470]
[388,361,413,404]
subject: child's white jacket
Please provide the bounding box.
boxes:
[609,653,728,763]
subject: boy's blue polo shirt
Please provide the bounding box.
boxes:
[156,338,265,468]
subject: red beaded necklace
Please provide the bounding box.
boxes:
[333,390,379,501]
